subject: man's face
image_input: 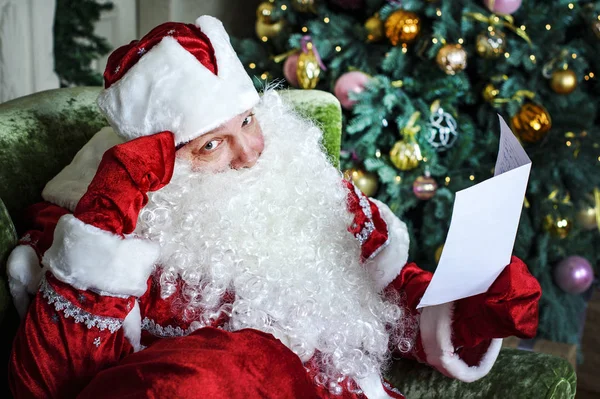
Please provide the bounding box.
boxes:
[176,110,265,172]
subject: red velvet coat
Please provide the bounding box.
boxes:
[7,130,541,399]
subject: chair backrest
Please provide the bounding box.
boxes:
[0,87,108,222]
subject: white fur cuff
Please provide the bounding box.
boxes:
[367,199,410,292]
[7,245,43,318]
[420,302,502,383]
[43,214,159,297]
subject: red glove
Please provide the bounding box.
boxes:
[74,131,176,235]
[452,256,542,349]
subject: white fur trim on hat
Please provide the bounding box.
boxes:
[420,302,503,382]
[367,198,410,292]
[7,245,43,318]
[97,15,260,146]
[42,214,159,297]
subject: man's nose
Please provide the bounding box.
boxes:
[231,136,262,169]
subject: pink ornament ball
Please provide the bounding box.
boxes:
[553,256,595,294]
[283,53,300,88]
[484,0,522,15]
[334,71,370,110]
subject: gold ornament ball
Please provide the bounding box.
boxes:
[511,103,552,143]
[413,175,438,200]
[365,15,385,43]
[296,45,321,89]
[475,28,506,59]
[385,10,421,46]
[591,19,600,39]
[389,140,422,171]
[576,206,598,231]
[544,214,572,239]
[483,83,500,103]
[344,168,379,197]
[255,19,286,40]
[435,244,444,264]
[550,69,577,95]
[292,0,316,12]
[256,2,275,23]
[436,44,467,75]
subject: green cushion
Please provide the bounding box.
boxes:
[386,348,576,399]
[0,198,16,326]
[0,87,108,223]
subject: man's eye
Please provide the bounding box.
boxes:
[242,114,253,127]
[203,140,221,151]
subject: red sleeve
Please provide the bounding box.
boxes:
[384,263,434,363]
[385,263,504,383]
[9,273,136,398]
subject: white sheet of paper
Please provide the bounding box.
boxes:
[417,115,531,309]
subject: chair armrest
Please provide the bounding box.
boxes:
[385,348,576,399]
[279,89,342,168]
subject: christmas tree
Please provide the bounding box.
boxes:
[54,0,113,86]
[232,0,600,351]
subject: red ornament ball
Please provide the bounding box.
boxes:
[283,53,300,88]
[483,0,522,15]
[328,0,365,10]
[413,175,438,200]
[553,256,594,294]
[334,71,370,110]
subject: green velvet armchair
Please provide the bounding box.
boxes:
[0,87,576,398]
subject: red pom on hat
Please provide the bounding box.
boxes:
[97,16,260,146]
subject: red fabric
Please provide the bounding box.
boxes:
[104,22,218,88]
[387,262,432,310]
[74,131,175,235]
[18,202,70,259]
[344,180,389,261]
[77,328,319,399]
[386,263,433,363]
[138,270,235,347]
[9,274,134,399]
[452,256,542,349]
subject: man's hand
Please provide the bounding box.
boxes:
[74,131,176,235]
[451,256,542,349]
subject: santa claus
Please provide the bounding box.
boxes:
[7,16,541,399]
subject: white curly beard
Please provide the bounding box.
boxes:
[135,90,413,393]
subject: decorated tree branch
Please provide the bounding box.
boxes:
[232,0,600,350]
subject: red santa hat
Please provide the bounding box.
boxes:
[97,15,260,146]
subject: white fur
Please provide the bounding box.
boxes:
[7,245,42,318]
[356,373,396,399]
[419,302,502,382]
[368,199,410,292]
[136,90,415,394]
[42,214,159,297]
[42,127,124,211]
[123,301,143,352]
[97,15,260,146]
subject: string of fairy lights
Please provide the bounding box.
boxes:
[249,0,600,186]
